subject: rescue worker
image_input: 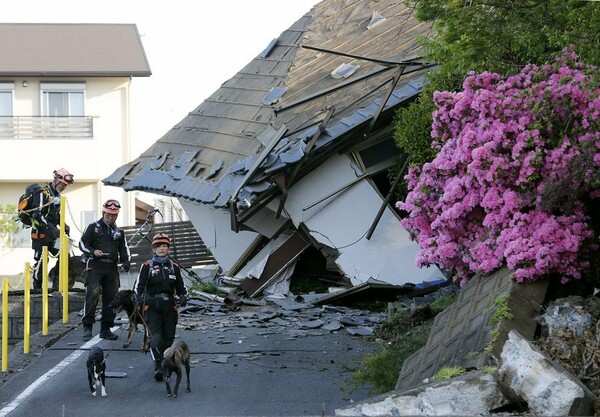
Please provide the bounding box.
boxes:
[133,233,188,381]
[30,168,74,289]
[80,199,131,340]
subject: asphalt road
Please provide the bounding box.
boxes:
[0,301,379,417]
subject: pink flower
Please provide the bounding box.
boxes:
[398,52,599,285]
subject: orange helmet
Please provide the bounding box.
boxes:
[102,199,121,215]
[53,168,74,186]
[152,233,171,247]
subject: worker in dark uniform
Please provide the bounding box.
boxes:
[80,199,131,340]
[30,168,74,289]
[133,233,188,381]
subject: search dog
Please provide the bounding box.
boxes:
[161,340,191,398]
[48,254,86,290]
[108,289,150,351]
[87,346,107,397]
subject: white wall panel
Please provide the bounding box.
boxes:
[285,154,445,286]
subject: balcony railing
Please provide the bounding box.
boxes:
[0,116,93,139]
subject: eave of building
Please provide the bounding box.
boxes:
[0,71,150,77]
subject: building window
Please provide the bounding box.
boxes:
[81,211,96,228]
[41,83,85,116]
[351,136,400,174]
[11,227,30,249]
[0,82,14,116]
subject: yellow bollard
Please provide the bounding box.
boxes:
[59,196,69,322]
[59,195,67,294]
[24,263,31,354]
[2,279,8,372]
[42,246,49,335]
[62,234,69,323]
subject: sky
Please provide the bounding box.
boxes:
[3,0,318,156]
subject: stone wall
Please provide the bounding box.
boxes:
[0,292,85,346]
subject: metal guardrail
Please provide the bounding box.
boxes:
[0,116,93,139]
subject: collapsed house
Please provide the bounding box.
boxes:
[104,0,446,298]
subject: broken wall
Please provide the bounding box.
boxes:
[283,153,444,286]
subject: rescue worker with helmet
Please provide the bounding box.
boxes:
[133,233,188,381]
[80,199,131,340]
[30,168,74,289]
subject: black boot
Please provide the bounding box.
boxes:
[82,325,92,340]
[99,326,118,340]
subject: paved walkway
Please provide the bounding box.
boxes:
[1,290,381,417]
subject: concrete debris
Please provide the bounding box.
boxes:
[536,295,594,337]
[223,289,243,309]
[177,294,386,339]
[498,329,596,416]
[336,328,598,416]
[195,290,225,303]
[346,327,374,336]
[210,354,232,364]
[322,321,343,332]
[297,319,325,329]
[336,372,509,416]
[335,287,600,417]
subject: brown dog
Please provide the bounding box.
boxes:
[108,289,150,351]
[161,340,191,398]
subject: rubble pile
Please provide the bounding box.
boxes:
[176,295,387,340]
[335,294,600,416]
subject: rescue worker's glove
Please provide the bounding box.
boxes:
[179,295,188,307]
[120,262,130,272]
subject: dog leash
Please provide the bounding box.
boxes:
[103,303,154,364]
[101,324,130,363]
[132,303,153,352]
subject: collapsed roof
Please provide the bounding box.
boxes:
[104,0,436,224]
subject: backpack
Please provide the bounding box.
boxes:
[17,183,44,227]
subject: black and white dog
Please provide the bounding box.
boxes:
[87,346,107,397]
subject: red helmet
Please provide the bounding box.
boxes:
[152,233,171,247]
[102,199,121,215]
[54,168,74,186]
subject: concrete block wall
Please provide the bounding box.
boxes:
[0,293,85,346]
[396,268,549,392]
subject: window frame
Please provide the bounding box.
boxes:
[0,82,15,117]
[40,82,86,117]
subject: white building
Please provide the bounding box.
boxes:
[0,23,151,274]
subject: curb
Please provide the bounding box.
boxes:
[0,311,81,388]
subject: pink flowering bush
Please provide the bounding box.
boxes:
[397,52,599,285]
